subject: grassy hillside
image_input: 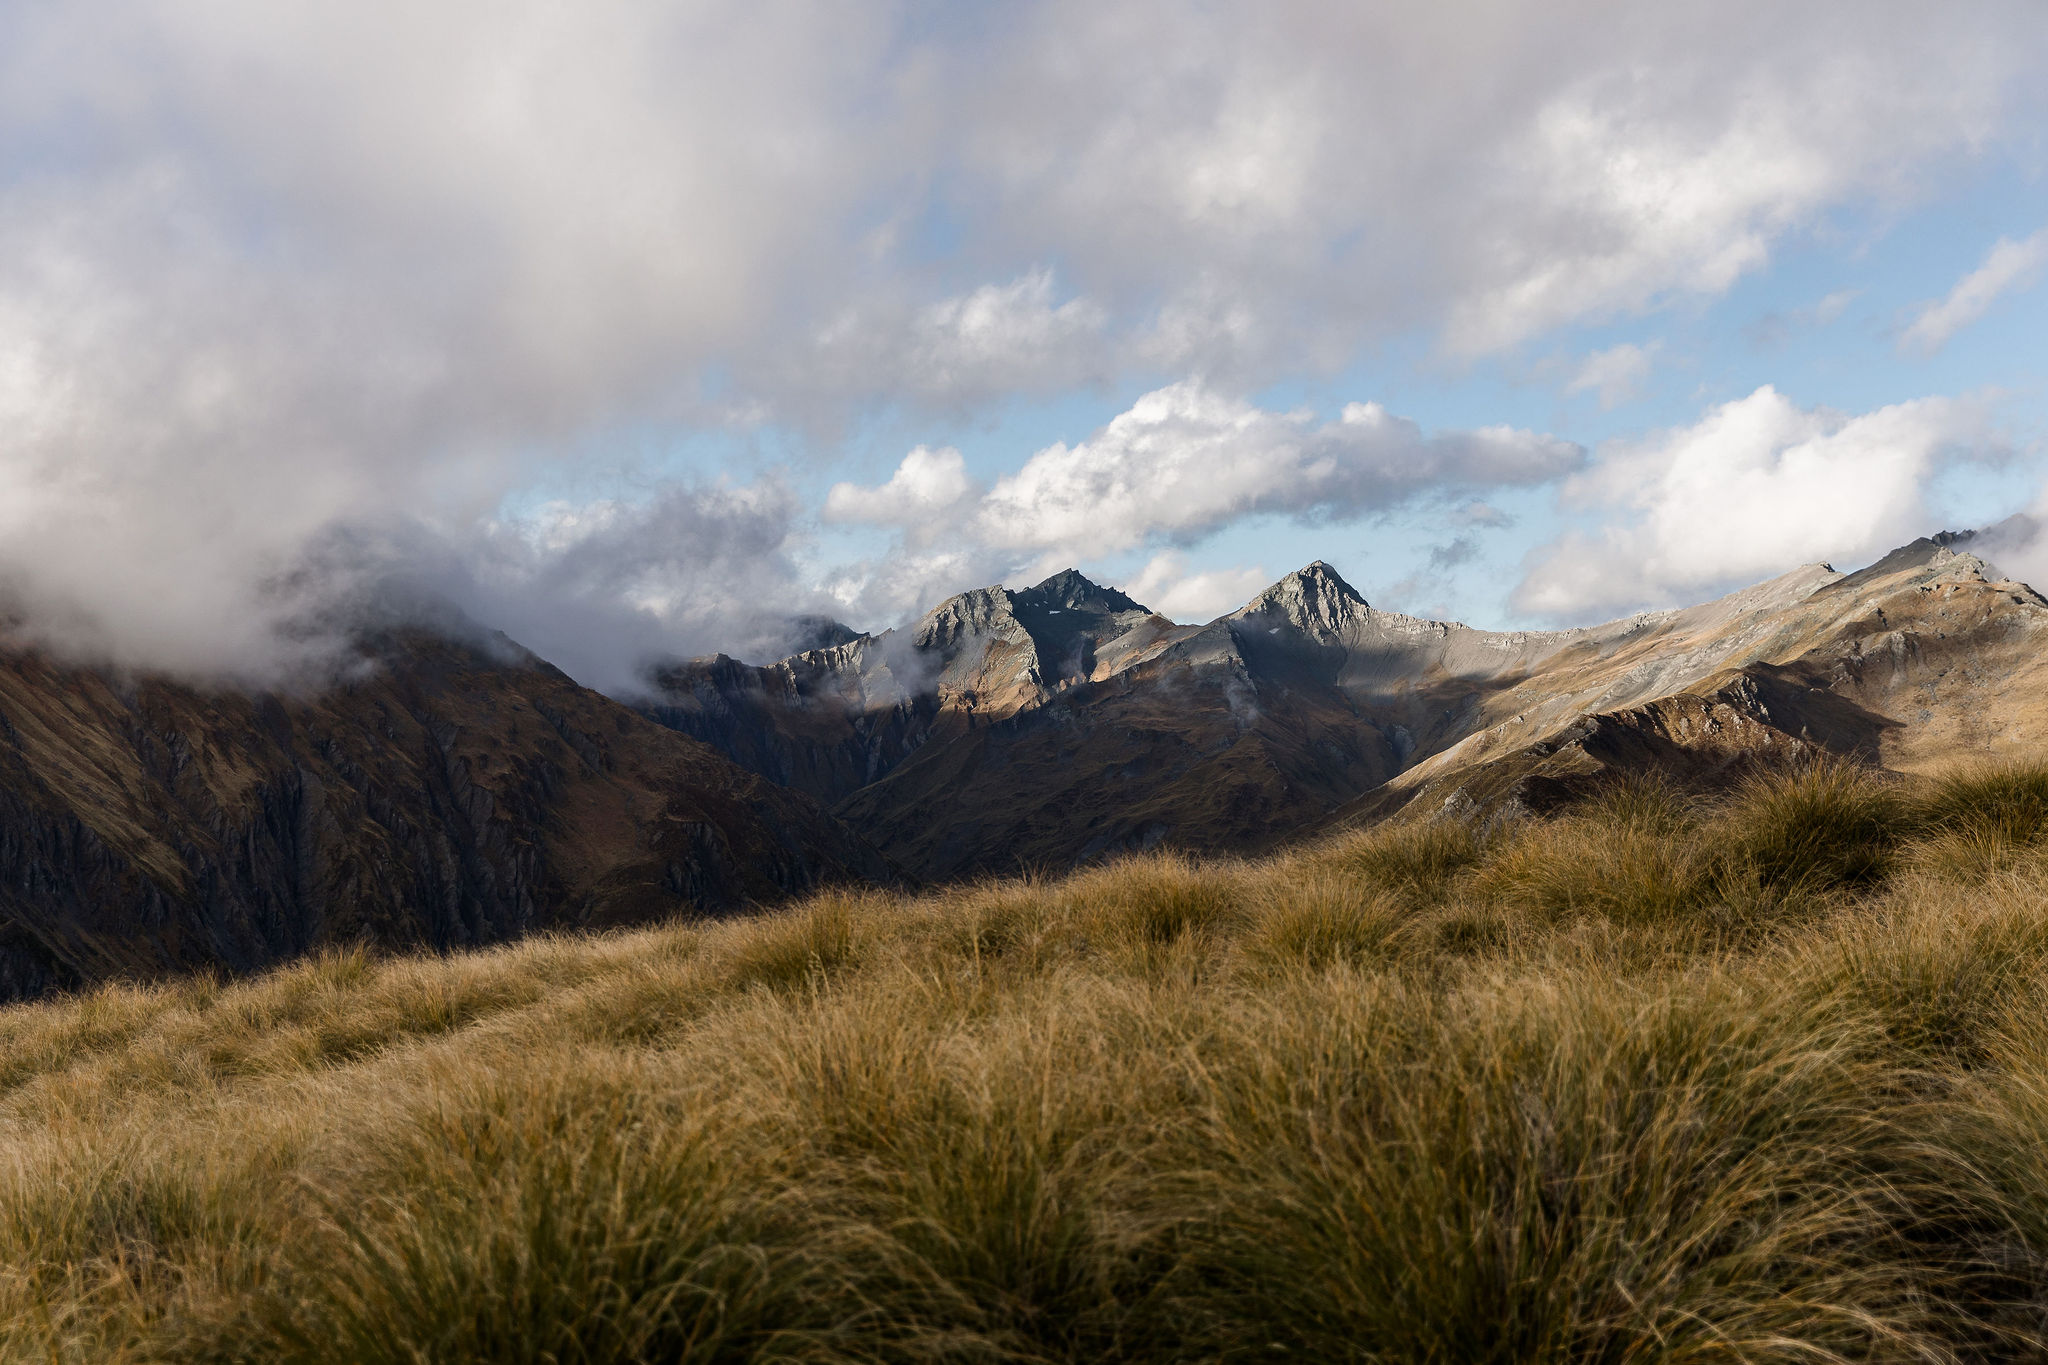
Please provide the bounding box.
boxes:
[9,762,2048,1360]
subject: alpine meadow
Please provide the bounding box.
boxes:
[7,761,2048,1359]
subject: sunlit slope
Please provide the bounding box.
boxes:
[660,533,2048,877]
[1361,535,2048,822]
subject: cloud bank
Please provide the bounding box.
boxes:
[0,1,2040,683]
[823,381,1582,620]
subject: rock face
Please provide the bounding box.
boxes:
[0,629,889,999]
[648,536,2048,880]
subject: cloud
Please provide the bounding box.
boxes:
[977,381,1580,558]
[375,482,842,695]
[964,3,2047,363]
[1378,535,1488,620]
[818,380,1581,629]
[1515,385,2000,619]
[1428,537,1482,570]
[1122,552,1272,623]
[1900,229,2048,355]
[0,2,2042,683]
[1567,342,1659,408]
[1453,500,1514,528]
[803,269,1113,412]
[823,446,978,526]
[1749,287,1859,348]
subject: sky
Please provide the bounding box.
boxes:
[1,0,2046,693]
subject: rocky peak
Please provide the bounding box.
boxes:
[1234,561,1367,639]
[784,615,863,655]
[911,585,1031,654]
[1015,569,1147,616]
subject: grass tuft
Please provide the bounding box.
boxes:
[1717,758,1910,895]
[1,758,2047,1359]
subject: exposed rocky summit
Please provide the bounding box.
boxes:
[641,568,1187,813]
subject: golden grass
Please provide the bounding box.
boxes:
[7,759,2048,1359]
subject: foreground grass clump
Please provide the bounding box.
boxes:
[9,759,2048,1360]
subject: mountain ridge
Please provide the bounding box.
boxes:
[4,529,2045,997]
[644,533,2048,879]
[0,626,891,999]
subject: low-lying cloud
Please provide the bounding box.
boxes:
[1123,552,1275,624]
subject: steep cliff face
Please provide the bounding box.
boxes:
[0,629,888,999]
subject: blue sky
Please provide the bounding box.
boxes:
[651,155,2048,634]
[1,1,2045,688]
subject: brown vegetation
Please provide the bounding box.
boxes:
[8,760,2048,1359]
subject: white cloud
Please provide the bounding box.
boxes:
[1750,288,1860,347]
[805,269,1113,409]
[0,2,2041,680]
[822,379,1581,626]
[973,381,1581,560]
[1812,289,1859,327]
[1122,552,1272,623]
[909,271,1111,395]
[1454,500,1513,528]
[1900,229,2048,355]
[1567,342,1659,408]
[1515,385,1998,619]
[394,482,834,694]
[823,446,977,526]
[817,377,1582,630]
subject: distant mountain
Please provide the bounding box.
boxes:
[0,628,889,999]
[1342,532,2048,826]
[639,566,1183,810]
[644,535,2048,879]
[8,528,2043,999]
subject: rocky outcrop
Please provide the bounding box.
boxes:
[1332,537,2048,829]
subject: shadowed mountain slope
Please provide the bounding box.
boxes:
[648,537,2048,880]
[0,628,888,999]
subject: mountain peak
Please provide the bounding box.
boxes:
[913,584,1031,653]
[1234,560,1367,638]
[1017,568,1147,615]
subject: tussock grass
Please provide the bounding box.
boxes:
[7,758,2048,1359]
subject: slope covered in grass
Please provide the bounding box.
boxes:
[9,762,2048,1360]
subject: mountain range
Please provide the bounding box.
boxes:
[646,525,2048,878]
[1,526,2044,997]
